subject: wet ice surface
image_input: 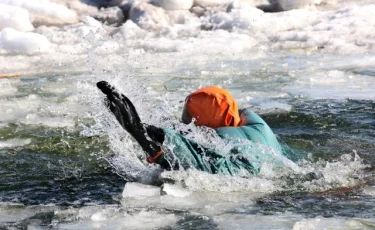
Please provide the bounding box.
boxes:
[1,0,375,229]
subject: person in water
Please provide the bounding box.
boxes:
[97,81,292,176]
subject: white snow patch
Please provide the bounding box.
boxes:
[0,28,51,54]
[0,4,34,31]
[0,0,77,24]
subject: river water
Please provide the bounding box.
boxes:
[1,1,375,229]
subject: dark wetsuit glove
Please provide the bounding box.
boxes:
[97,81,166,166]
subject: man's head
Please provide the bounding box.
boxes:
[181,86,240,128]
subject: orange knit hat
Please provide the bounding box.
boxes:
[182,86,240,128]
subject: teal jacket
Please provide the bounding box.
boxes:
[158,109,293,176]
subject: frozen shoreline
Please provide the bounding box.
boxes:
[0,0,374,76]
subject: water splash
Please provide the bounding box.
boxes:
[86,71,368,194]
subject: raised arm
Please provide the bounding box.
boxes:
[97,81,169,168]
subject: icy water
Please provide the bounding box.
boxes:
[1,50,375,229]
[1,1,375,229]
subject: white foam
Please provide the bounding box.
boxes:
[90,212,107,222]
[122,182,161,198]
[293,153,366,192]
[162,183,192,197]
[161,170,279,193]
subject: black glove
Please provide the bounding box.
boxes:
[97,81,164,159]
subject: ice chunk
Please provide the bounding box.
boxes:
[363,186,375,197]
[162,183,192,197]
[0,0,78,26]
[153,0,193,11]
[194,0,232,8]
[274,0,317,11]
[227,0,263,12]
[293,217,373,230]
[82,16,102,28]
[0,80,18,96]
[122,182,161,198]
[0,4,34,31]
[128,2,170,30]
[0,27,51,54]
[0,138,31,149]
[93,6,124,26]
